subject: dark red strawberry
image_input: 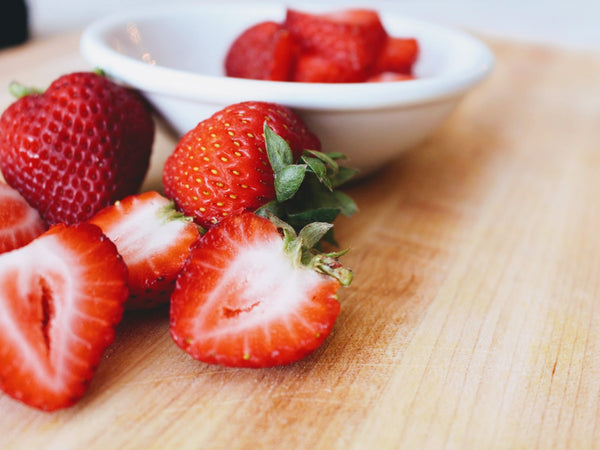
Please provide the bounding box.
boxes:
[170,212,352,368]
[0,222,128,411]
[0,71,155,225]
[89,191,201,309]
[374,37,419,75]
[162,101,322,229]
[225,21,299,81]
[293,54,360,83]
[0,182,46,253]
[284,8,387,82]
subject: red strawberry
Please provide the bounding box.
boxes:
[162,101,321,229]
[0,182,46,253]
[0,71,155,225]
[225,21,299,81]
[293,54,359,83]
[374,37,419,75]
[89,191,201,309]
[0,222,128,411]
[284,8,387,82]
[170,212,352,368]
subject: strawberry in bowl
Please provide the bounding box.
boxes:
[80,4,493,175]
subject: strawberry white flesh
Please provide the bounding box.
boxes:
[0,223,128,411]
[0,182,46,253]
[89,191,201,309]
[170,212,341,368]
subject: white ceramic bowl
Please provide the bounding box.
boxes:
[80,3,493,175]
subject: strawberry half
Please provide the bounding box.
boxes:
[170,212,352,368]
[89,191,201,309]
[0,71,155,225]
[225,21,299,81]
[0,222,128,411]
[0,182,46,254]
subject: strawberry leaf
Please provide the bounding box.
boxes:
[264,122,293,173]
[303,149,339,174]
[285,207,341,233]
[301,156,331,190]
[261,121,358,245]
[275,164,307,202]
[331,166,359,188]
[255,200,285,219]
[298,222,333,250]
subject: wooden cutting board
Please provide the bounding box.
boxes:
[1,31,599,449]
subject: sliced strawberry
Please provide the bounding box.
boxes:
[374,37,419,75]
[284,8,387,81]
[293,54,362,83]
[225,21,299,81]
[0,182,46,254]
[89,191,201,309]
[170,212,352,368]
[0,222,128,411]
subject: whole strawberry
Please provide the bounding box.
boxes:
[0,71,155,225]
[162,101,322,229]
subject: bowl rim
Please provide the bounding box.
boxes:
[80,2,494,111]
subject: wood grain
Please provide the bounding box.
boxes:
[1,32,599,449]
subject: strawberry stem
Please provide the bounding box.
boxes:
[8,81,43,99]
[260,121,359,245]
[269,214,353,286]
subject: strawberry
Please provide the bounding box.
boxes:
[293,54,359,83]
[225,21,299,81]
[374,37,419,75]
[0,182,46,253]
[0,222,128,411]
[284,8,387,82]
[0,71,155,225]
[89,191,201,309]
[170,212,352,368]
[162,101,324,229]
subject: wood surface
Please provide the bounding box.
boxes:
[1,31,600,449]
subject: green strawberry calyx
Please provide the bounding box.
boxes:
[256,122,359,245]
[269,214,353,287]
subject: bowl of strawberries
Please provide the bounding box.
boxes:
[80,2,493,175]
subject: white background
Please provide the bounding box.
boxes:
[26,0,600,53]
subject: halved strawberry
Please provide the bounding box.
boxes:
[0,182,46,254]
[169,212,352,368]
[89,191,201,309]
[0,222,128,411]
[284,8,387,82]
[225,21,299,81]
